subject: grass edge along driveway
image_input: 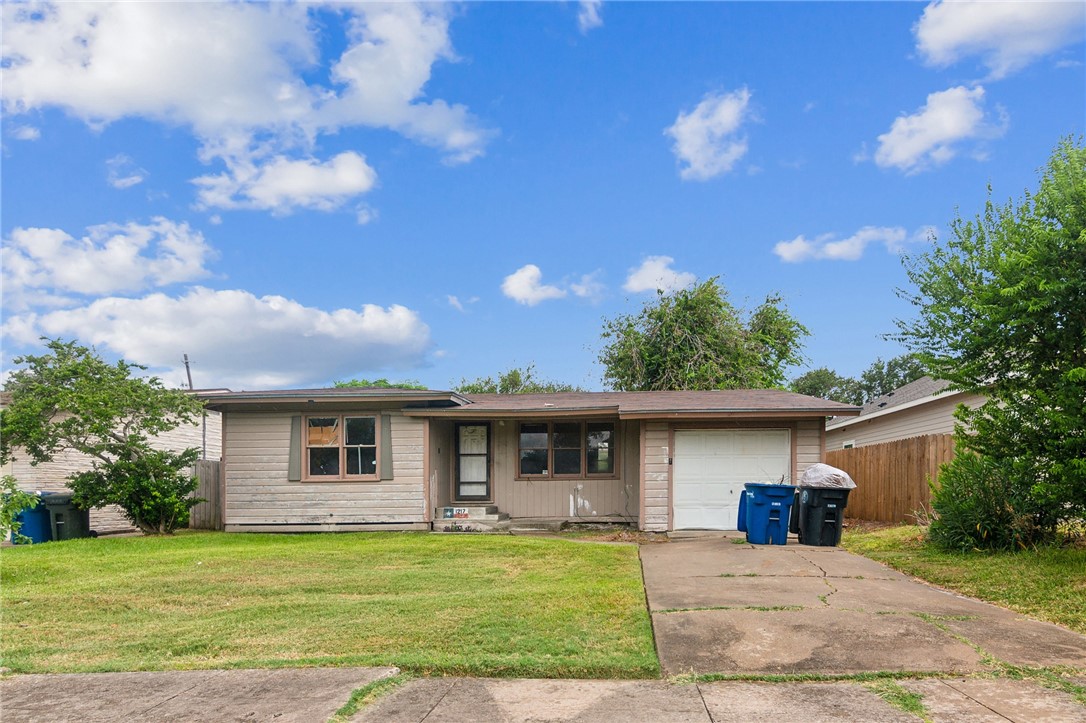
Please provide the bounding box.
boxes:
[1,531,658,679]
[841,524,1086,635]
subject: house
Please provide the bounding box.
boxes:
[0,391,224,535]
[201,387,858,532]
[825,376,986,451]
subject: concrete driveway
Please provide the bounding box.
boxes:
[640,533,1086,677]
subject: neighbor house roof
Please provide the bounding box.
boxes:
[825,376,958,432]
[201,387,859,420]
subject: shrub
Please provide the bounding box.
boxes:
[69,446,202,535]
[927,451,1057,551]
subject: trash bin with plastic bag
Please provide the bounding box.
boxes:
[792,463,855,547]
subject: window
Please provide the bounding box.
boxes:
[518,421,617,478]
[305,415,378,480]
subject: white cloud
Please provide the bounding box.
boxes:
[773,226,932,263]
[3,288,432,390]
[874,85,1006,174]
[321,4,494,165]
[11,125,40,140]
[570,272,605,302]
[447,295,465,312]
[2,218,215,310]
[578,1,604,34]
[665,87,753,181]
[106,153,147,189]
[623,256,696,294]
[501,265,567,306]
[915,0,1086,79]
[1,2,491,214]
[193,152,378,216]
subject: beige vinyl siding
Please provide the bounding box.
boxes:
[795,419,823,480]
[224,410,425,527]
[825,393,985,450]
[488,420,638,520]
[429,419,453,512]
[2,412,222,534]
[641,422,670,532]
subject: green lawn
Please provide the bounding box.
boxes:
[1,532,658,678]
[842,524,1086,634]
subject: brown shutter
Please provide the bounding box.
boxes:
[288,415,302,481]
[380,414,393,480]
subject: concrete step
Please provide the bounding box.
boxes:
[503,519,566,533]
[436,505,501,520]
[432,517,509,533]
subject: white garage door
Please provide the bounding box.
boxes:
[673,429,791,530]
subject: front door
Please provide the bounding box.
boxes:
[455,423,490,501]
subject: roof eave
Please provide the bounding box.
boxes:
[202,390,467,411]
[618,408,860,420]
[825,390,965,431]
[403,406,621,419]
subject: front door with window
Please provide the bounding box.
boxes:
[455,423,490,501]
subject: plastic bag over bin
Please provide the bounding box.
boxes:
[799,463,856,489]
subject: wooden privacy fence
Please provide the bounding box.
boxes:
[190,459,223,530]
[826,434,956,523]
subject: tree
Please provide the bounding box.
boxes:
[894,137,1086,547]
[789,367,864,405]
[0,339,205,534]
[455,364,584,394]
[334,378,427,390]
[858,354,927,401]
[598,278,808,391]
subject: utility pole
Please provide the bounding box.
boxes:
[183,354,207,460]
[183,354,194,391]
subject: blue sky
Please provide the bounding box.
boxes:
[2,1,1084,391]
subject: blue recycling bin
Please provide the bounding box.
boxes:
[13,494,54,544]
[743,483,797,545]
[736,489,748,532]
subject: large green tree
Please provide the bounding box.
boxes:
[857,354,927,401]
[333,378,427,390]
[894,138,1086,546]
[598,278,808,391]
[0,339,205,534]
[789,367,864,405]
[789,354,924,405]
[455,364,584,394]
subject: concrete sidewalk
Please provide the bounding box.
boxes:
[0,667,397,723]
[641,534,1086,677]
[353,676,1086,722]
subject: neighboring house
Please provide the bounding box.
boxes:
[825,376,986,451]
[0,392,224,535]
[201,387,858,533]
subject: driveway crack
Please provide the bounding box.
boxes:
[695,681,714,722]
[941,679,1015,721]
[137,671,221,717]
[419,679,456,723]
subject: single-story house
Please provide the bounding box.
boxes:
[1,391,224,535]
[825,376,985,451]
[202,387,858,533]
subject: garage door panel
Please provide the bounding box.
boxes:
[673,430,791,531]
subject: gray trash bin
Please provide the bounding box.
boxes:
[42,493,94,541]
